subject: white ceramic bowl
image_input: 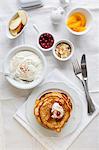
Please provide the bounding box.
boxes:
[53,39,74,61]
[65,7,93,35]
[33,24,55,51]
[3,45,47,89]
[7,10,28,39]
[37,32,55,51]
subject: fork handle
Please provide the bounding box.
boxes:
[83,80,95,115]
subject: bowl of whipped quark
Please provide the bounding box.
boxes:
[3,45,47,89]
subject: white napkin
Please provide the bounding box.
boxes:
[70,1,99,10]
[19,0,43,9]
[14,69,99,150]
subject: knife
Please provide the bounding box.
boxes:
[81,54,95,115]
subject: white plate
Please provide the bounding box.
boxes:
[3,45,47,89]
[25,82,83,137]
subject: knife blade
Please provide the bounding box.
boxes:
[81,54,95,115]
[81,54,87,80]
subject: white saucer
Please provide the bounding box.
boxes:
[25,82,83,138]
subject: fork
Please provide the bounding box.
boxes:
[72,59,83,82]
[72,59,95,115]
[0,72,14,78]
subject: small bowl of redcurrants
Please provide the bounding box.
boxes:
[33,24,55,51]
[37,32,55,51]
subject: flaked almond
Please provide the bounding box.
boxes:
[55,42,71,58]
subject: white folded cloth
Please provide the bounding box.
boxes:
[19,0,43,9]
[0,1,99,150]
[14,69,99,150]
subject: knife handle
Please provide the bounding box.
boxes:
[82,80,96,115]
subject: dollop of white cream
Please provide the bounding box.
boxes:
[51,102,64,119]
[10,51,42,82]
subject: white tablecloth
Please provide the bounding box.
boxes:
[0,0,99,150]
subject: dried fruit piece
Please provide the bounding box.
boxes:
[18,10,27,26]
[67,12,86,32]
[10,23,24,36]
[69,21,81,29]
[10,29,17,36]
[67,16,77,25]
[74,12,86,26]
[15,23,23,33]
[9,17,22,30]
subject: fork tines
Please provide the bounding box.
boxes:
[72,59,81,75]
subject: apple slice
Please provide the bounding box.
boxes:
[18,10,27,26]
[9,17,22,30]
[10,29,17,36]
[15,23,24,33]
[10,23,24,36]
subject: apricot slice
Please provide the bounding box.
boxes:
[67,16,77,25]
[68,21,81,29]
[73,12,86,26]
[67,12,86,32]
[77,26,86,32]
[71,26,86,32]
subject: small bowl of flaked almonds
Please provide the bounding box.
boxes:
[53,40,74,61]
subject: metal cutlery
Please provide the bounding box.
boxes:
[20,4,43,10]
[72,56,95,115]
[0,72,14,79]
[72,59,83,82]
[81,54,95,115]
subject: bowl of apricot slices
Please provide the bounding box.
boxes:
[66,8,93,35]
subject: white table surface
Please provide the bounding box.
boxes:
[0,0,99,150]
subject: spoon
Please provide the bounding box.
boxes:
[0,72,14,79]
[33,24,40,34]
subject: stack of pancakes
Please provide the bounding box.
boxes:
[34,91,72,132]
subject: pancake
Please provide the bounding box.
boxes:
[34,91,72,132]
